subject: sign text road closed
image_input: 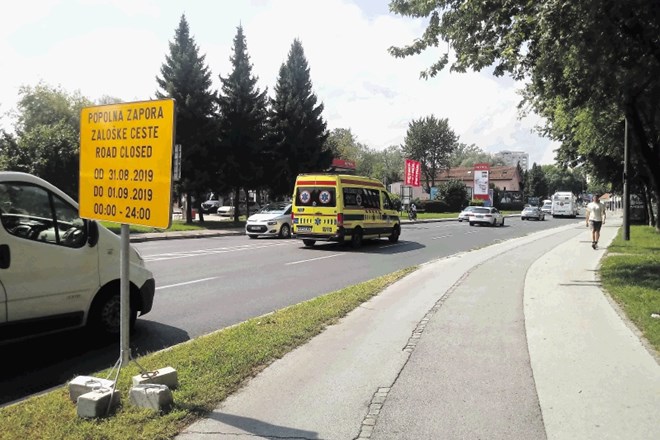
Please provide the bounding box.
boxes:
[79,99,176,228]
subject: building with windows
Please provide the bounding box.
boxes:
[495,150,529,170]
[434,165,524,199]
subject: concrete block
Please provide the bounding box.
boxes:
[132,366,178,389]
[76,388,120,419]
[129,384,173,411]
[69,376,115,402]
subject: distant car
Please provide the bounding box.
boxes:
[200,194,222,214]
[468,207,505,227]
[458,206,478,222]
[245,202,292,239]
[521,206,545,221]
[217,202,261,217]
[541,202,552,214]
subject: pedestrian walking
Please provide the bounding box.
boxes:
[585,194,606,249]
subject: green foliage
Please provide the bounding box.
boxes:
[421,199,450,213]
[450,143,506,168]
[403,115,458,193]
[0,83,89,198]
[216,25,269,220]
[156,15,217,208]
[389,0,660,225]
[267,39,332,197]
[435,178,467,211]
[541,164,587,195]
[469,199,484,206]
[524,163,549,199]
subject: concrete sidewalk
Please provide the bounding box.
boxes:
[177,215,659,439]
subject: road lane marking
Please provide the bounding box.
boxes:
[286,253,342,265]
[432,235,452,240]
[144,242,293,262]
[156,277,219,290]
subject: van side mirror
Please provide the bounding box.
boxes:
[87,220,99,247]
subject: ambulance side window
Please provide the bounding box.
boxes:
[343,188,363,207]
[382,191,393,210]
[363,189,380,209]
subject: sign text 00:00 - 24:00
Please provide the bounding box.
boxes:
[93,203,151,220]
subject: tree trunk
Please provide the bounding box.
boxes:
[185,193,193,225]
[233,186,240,223]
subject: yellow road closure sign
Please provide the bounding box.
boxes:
[79,99,176,228]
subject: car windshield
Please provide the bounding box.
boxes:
[260,203,289,214]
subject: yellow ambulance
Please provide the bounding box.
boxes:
[291,174,401,248]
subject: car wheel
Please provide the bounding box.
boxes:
[458,219,462,222]
[351,228,363,248]
[88,289,136,338]
[521,217,525,221]
[303,239,316,247]
[248,234,257,239]
[279,224,291,239]
[469,222,474,226]
[388,224,400,243]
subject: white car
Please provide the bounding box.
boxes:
[541,201,552,214]
[245,202,292,239]
[217,202,261,217]
[458,206,478,222]
[468,207,505,227]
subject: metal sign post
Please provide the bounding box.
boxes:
[79,99,176,376]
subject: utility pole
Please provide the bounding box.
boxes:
[623,117,630,240]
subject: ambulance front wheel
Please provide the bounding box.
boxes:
[388,225,400,243]
[303,239,316,247]
[351,228,363,248]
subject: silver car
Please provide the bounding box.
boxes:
[458,206,478,222]
[521,206,546,221]
[245,202,292,238]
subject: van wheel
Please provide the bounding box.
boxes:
[388,225,400,243]
[351,228,363,248]
[303,239,316,247]
[88,289,137,338]
[279,224,291,239]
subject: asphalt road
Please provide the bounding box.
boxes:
[0,215,581,406]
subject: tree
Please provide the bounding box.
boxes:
[436,178,468,211]
[450,143,506,168]
[541,164,587,196]
[402,115,458,193]
[217,25,269,221]
[156,14,216,223]
[524,163,549,200]
[389,0,660,230]
[267,39,332,197]
[0,83,91,198]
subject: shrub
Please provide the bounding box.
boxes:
[421,200,450,213]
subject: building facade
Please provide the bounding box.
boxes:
[495,150,529,170]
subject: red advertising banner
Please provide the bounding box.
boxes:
[404,159,421,187]
[473,163,490,200]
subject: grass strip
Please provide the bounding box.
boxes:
[0,267,416,440]
[600,225,660,352]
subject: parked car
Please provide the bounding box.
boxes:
[468,207,505,227]
[200,193,222,214]
[521,206,546,221]
[0,172,155,344]
[245,202,292,239]
[217,202,261,217]
[458,206,478,222]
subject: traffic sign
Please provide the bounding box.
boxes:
[79,99,176,228]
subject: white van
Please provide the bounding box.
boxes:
[0,172,155,343]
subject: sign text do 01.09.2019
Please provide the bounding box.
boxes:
[79,99,176,228]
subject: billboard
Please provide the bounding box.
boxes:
[473,163,490,200]
[404,159,421,187]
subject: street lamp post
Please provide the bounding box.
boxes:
[623,117,630,241]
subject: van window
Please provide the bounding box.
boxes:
[296,187,336,207]
[0,182,87,248]
[382,192,394,210]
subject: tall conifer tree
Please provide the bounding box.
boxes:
[267,39,332,197]
[216,26,268,221]
[156,15,216,222]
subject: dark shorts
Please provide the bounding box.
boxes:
[590,220,603,232]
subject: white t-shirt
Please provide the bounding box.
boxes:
[587,201,605,222]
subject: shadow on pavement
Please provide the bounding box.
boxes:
[207,412,319,439]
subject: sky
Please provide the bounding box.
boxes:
[0,0,559,166]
